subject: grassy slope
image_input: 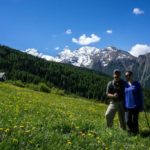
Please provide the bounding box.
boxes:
[0,83,150,150]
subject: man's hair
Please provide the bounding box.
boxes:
[113,69,121,75]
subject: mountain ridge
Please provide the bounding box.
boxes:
[25,46,150,88]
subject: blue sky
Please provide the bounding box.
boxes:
[0,0,150,56]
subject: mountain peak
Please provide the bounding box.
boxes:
[105,46,118,51]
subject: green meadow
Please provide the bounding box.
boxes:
[0,82,150,150]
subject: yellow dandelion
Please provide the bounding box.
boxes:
[20,125,24,128]
[109,132,112,136]
[75,126,79,129]
[87,133,92,136]
[67,140,72,145]
[81,133,85,136]
[0,128,3,131]
[5,128,10,133]
[97,140,101,144]
[79,131,82,134]
[90,131,96,134]
[12,138,18,143]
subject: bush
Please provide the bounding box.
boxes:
[10,80,25,88]
[38,83,51,93]
[26,83,39,91]
[51,87,65,95]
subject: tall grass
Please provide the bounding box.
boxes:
[0,83,150,150]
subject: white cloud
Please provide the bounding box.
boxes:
[130,44,150,57]
[65,45,69,48]
[106,30,112,34]
[65,29,72,35]
[72,34,101,45]
[133,8,144,15]
[54,47,60,50]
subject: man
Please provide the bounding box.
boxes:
[105,69,126,130]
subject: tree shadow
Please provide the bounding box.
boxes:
[140,130,150,138]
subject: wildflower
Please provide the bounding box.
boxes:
[79,131,83,135]
[81,133,85,136]
[5,128,10,133]
[25,130,30,133]
[0,128,3,131]
[102,142,107,148]
[12,138,18,143]
[67,140,72,145]
[87,133,92,136]
[109,132,112,136]
[90,130,96,134]
[75,126,79,129]
[20,125,24,128]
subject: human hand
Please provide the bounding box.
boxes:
[113,93,118,98]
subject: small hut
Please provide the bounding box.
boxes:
[0,72,6,81]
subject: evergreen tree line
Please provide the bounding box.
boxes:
[0,45,111,100]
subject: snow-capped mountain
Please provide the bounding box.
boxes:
[25,46,134,68]
[58,46,100,67]
[25,46,100,67]
[25,46,150,88]
[58,46,135,68]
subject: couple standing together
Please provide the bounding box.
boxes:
[105,69,144,134]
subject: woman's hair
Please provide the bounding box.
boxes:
[125,71,133,76]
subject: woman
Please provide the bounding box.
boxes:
[124,71,144,134]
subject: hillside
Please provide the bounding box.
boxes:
[0,83,150,149]
[0,45,111,100]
